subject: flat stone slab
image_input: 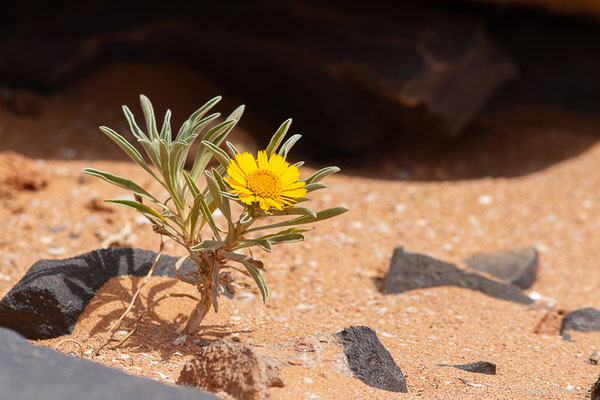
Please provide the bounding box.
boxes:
[464,247,538,289]
[0,247,194,339]
[383,248,533,305]
[0,327,217,400]
[336,326,407,393]
[560,307,600,340]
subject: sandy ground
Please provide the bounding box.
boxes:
[1,63,600,399]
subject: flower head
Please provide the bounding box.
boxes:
[224,151,306,211]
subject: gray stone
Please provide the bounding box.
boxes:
[335,326,407,393]
[0,327,217,400]
[560,308,600,340]
[383,247,533,305]
[464,247,538,289]
[0,247,195,339]
[178,339,285,400]
[438,361,497,375]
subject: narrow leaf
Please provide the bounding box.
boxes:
[82,168,165,208]
[105,199,165,222]
[304,182,327,193]
[140,94,158,140]
[201,140,231,169]
[182,170,200,198]
[199,197,221,241]
[98,126,160,181]
[225,141,240,156]
[159,109,172,141]
[305,166,340,184]
[246,206,348,232]
[190,240,223,251]
[266,118,291,158]
[271,205,317,218]
[122,105,147,141]
[278,134,302,158]
[242,260,269,303]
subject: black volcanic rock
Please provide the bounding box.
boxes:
[560,308,600,340]
[336,326,407,393]
[383,247,533,305]
[464,247,539,289]
[0,327,217,400]
[0,247,194,339]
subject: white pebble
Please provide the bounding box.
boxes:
[304,377,314,384]
[478,194,493,205]
[394,204,406,213]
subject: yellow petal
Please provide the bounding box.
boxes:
[258,198,270,210]
[282,180,305,191]
[280,165,301,185]
[268,154,289,176]
[227,162,247,184]
[281,187,307,198]
[266,197,284,210]
[238,192,256,205]
[236,152,257,174]
[257,150,269,170]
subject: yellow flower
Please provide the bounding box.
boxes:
[224,151,307,210]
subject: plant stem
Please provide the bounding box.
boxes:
[180,288,213,335]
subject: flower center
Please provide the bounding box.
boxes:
[246,169,282,198]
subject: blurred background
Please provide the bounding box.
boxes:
[2,0,600,179]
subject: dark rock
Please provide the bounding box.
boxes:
[0,327,217,400]
[0,247,194,339]
[383,248,533,305]
[335,326,407,393]
[0,2,516,157]
[560,308,600,340]
[592,375,600,400]
[464,246,539,289]
[178,339,286,400]
[438,361,497,375]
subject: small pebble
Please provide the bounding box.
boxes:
[478,194,493,205]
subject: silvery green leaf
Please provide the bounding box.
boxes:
[182,170,200,198]
[82,168,165,208]
[262,233,305,245]
[190,119,236,180]
[219,191,239,201]
[257,227,314,240]
[105,199,165,223]
[188,193,203,238]
[278,134,302,158]
[240,212,252,224]
[271,205,316,218]
[205,170,233,230]
[190,105,243,179]
[180,112,220,143]
[190,240,223,250]
[122,105,148,141]
[234,239,272,252]
[246,206,348,232]
[304,182,326,193]
[225,141,240,156]
[140,94,158,140]
[266,118,291,158]
[138,138,162,170]
[188,96,221,126]
[199,197,221,241]
[305,166,340,184]
[159,109,172,141]
[98,126,161,182]
[241,260,269,303]
[294,161,304,168]
[201,140,231,169]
